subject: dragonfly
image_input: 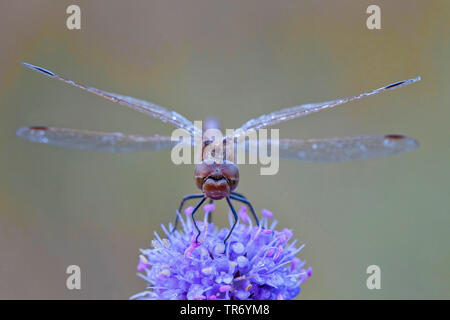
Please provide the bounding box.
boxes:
[17,62,420,245]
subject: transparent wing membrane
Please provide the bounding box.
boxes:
[251,135,418,162]
[20,63,201,136]
[234,77,421,138]
[16,126,178,152]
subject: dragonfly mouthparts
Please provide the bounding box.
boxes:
[207,174,226,181]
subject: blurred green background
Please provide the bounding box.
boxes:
[0,0,448,299]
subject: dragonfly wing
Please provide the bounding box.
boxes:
[233,77,420,138]
[16,126,184,152]
[270,135,418,162]
[20,63,201,136]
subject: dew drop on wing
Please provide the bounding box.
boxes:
[297,151,306,159]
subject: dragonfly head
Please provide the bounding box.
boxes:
[194,160,239,200]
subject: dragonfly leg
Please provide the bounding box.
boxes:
[231,191,247,199]
[207,198,214,223]
[192,197,207,243]
[229,194,260,227]
[171,193,204,233]
[224,197,239,248]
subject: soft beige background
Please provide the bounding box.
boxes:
[0,0,448,299]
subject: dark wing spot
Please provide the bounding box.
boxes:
[30,126,49,131]
[34,66,55,76]
[385,134,405,140]
[384,81,405,89]
[21,62,55,76]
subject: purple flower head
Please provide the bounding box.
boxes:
[132,205,311,300]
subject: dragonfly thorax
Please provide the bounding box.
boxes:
[194,160,239,200]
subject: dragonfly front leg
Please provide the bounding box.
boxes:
[171,193,204,233]
[229,194,260,227]
[207,198,214,223]
[191,197,207,243]
[224,197,239,247]
[230,192,246,199]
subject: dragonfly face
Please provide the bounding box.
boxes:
[16,62,421,245]
[194,159,239,200]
